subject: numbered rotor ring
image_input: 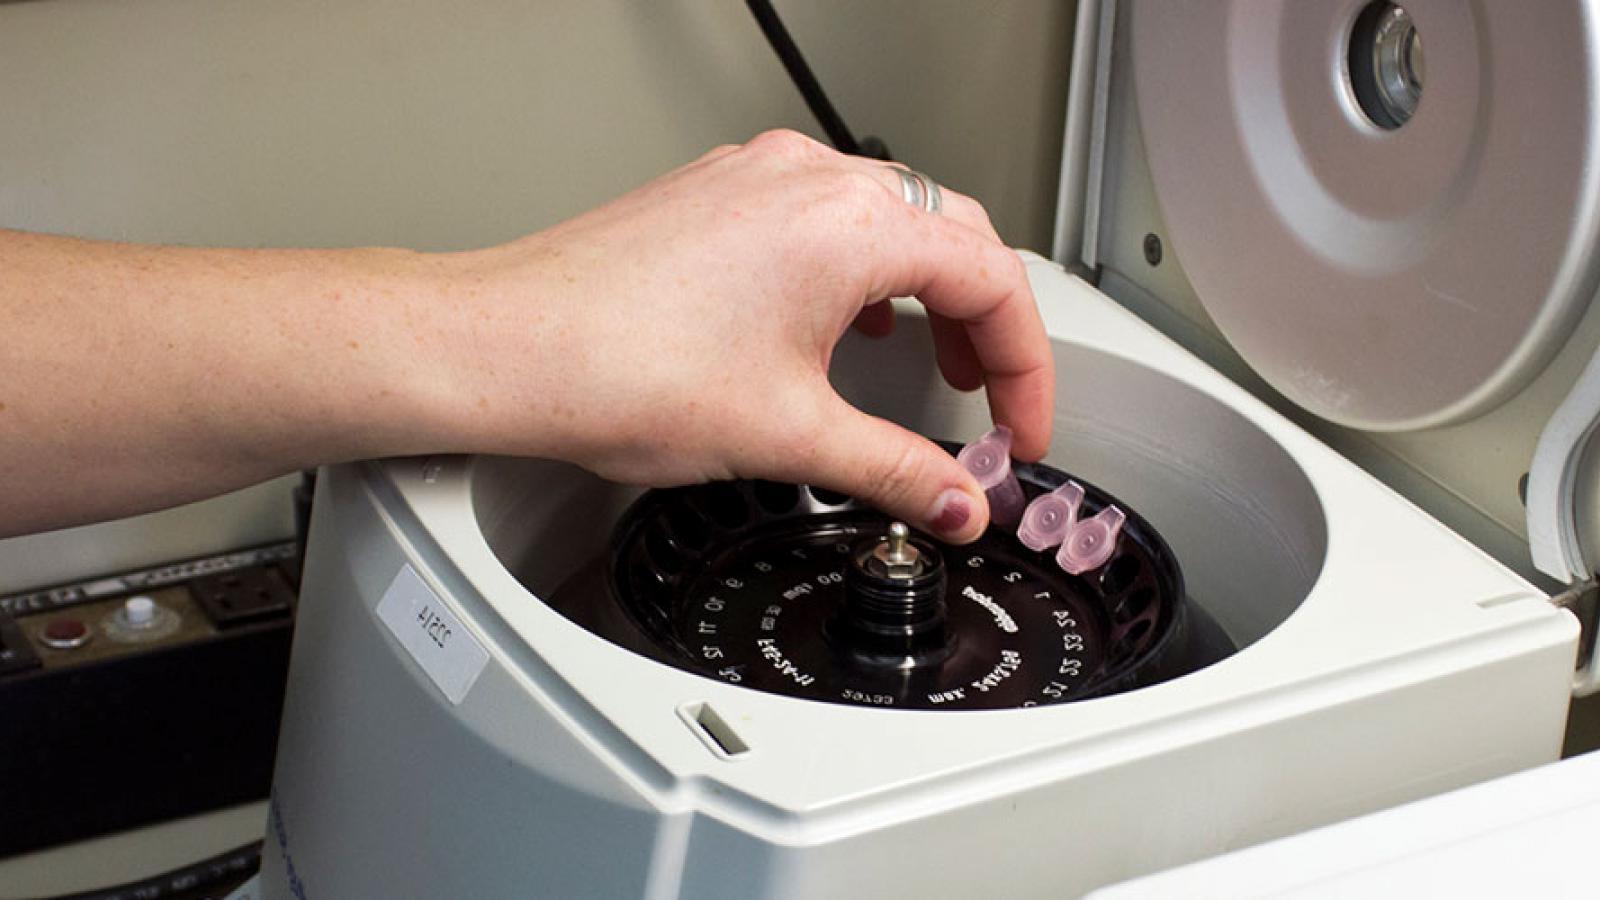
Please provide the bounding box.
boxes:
[546,445,1215,711]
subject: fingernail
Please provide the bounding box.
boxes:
[927,489,972,537]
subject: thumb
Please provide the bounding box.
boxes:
[788,398,990,544]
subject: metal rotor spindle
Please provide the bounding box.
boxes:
[832,521,951,665]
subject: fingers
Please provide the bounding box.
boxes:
[856,300,983,391]
[833,157,1050,459]
[926,188,1005,244]
[689,135,1051,468]
[853,201,1054,461]
[927,312,984,391]
[852,159,1005,243]
[781,396,990,544]
[852,300,896,338]
[866,173,992,392]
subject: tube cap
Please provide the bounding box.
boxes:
[1017,481,1086,551]
[958,426,1027,527]
[1056,506,1126,576]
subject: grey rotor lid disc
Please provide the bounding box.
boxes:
[1130,0,1600,431]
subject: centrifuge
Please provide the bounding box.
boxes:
[260,1,1600,896]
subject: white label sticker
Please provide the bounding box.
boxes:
[375,564,489,705]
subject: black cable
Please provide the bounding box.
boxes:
[744,0,891,160]
[37,840,262,900]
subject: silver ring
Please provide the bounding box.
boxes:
[890,165,942,215]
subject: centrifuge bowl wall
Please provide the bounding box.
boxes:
[266,267,1568,900]
[473,325,1327,653]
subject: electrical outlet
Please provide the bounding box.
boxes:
[192,565,294,628]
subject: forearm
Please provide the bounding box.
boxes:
[0,229,468,536]
[0,132,1053,545]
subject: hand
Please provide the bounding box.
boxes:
[424,130,1054,542]
[0,131,1051,539]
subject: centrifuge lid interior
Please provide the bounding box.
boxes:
[1059,1,1600,590]
[1127,1,1600,435]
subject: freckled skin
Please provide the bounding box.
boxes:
[0,130,1051,542]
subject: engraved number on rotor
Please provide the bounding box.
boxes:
[842,689,895,706]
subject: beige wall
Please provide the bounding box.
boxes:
[0,0,1074,252]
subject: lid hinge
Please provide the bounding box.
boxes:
[1551,578,1600,696]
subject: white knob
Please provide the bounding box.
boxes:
[124,595,157,626]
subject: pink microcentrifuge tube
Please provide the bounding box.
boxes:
[1056,505,1126,575]
[958,426,1027,527]
[1017,481,1085,552]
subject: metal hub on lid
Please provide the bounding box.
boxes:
[545,443,1232,710]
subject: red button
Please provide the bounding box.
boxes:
[41,618,90,648]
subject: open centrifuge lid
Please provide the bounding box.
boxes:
[1129,0,1600,433]
[1056,1,1600,585]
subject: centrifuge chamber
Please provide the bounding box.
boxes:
[260,254,1576,899]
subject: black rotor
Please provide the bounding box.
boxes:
[545,444,1230,710]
